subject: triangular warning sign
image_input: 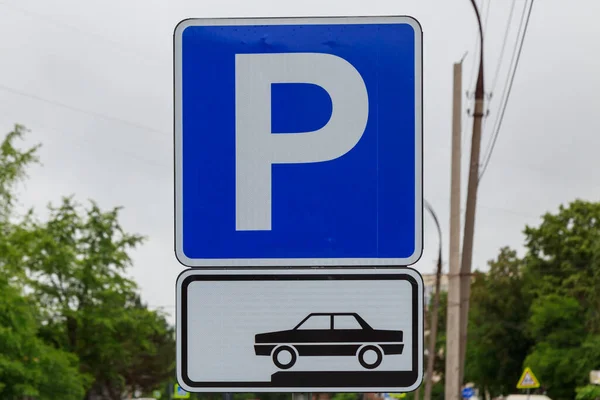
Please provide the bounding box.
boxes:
[517,367,540,389]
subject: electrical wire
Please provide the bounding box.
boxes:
[480,0,520,139]
[0,83,168,137]
[0,1,162,65]
[483,0,528,142]
[479,0,536,182]
[490,0,518,94]
[482,0,492,47]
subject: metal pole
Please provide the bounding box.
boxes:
[415,384,422,400]
[444,60,463,400]
[293,393,312,400]
[424,202,443,400]
[459,0,486,387]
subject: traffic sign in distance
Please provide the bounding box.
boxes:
[174,16,423,267]
[517,367,540,389]
[462,387,475,399]
[173,383,190,399]
[176,268,424,392]
[385,393,407,399]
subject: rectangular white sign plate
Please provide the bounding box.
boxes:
[176,268,423,392]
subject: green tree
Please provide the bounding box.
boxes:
[0,124,39,219]
[16,198,175,399]
[0,125,88,399]
[433,201,600,399]
[464,248,532,397]
[0,125,175,399]
[330,394,361,400]
[576,385,600,400]
[0,276,89,400]
[522,200,600,400]
[433,292,448,386]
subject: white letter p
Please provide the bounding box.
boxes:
[235,53,369,231]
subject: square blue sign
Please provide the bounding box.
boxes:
[174,17,422,267]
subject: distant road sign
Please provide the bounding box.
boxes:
[173,383,190,399]
[176,268,424,392]
[517,367,540,389]
[462,387,475,399]
[174,16,423,267]
[385,393,407,399]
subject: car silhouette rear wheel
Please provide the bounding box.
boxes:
[358,345,383,369]
[272,345,297,369]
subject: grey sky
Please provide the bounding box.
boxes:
[0,0,598,321]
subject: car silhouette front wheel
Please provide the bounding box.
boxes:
[358,345,383,369]
[272,345,297,369]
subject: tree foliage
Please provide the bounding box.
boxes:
[455,200,600,400]
[464,248,532,396]
[0,125,175,399]
[0,276,88,400]
[576,385,600,400]
[0,124,39,219]
[521,201,600,400]
[0,125,87,399]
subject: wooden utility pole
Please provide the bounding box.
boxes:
[459,0,486,387]
[444,60,463,400]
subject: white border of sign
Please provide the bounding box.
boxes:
[176,267,424,392]
[174,16,423,267]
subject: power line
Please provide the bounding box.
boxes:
[0,82,168,137]
[479,0,535,182]
[482,0,527,148]
[480,0,520,140]
[0,1,163,66]
[0,83,172,172]
[480,0,533,180]
[490,0,518,94]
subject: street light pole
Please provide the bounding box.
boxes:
[458,0,486,387]
[424,201,443,400]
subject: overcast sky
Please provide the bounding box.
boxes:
[0,0,599,321]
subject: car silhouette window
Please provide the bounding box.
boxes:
[295,315,331,330]
[334,315,362,329]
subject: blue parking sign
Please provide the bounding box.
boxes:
[174,17,422,267]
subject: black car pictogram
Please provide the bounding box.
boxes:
[254,313,404,370]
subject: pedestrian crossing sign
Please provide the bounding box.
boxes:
[517,367,540,389]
